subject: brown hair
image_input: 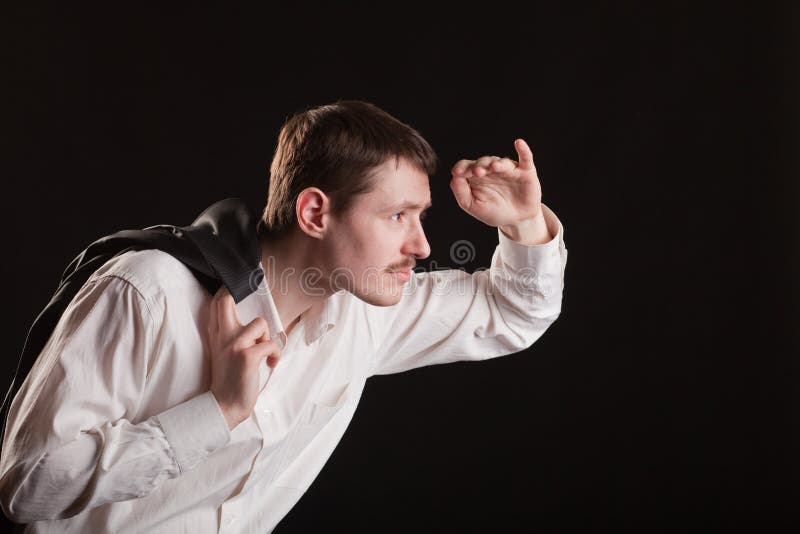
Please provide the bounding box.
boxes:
[260,100,438,236]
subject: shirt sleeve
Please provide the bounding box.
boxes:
[0,275,231,524]
[368,203,568,376]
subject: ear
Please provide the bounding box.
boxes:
[295,187,331,239]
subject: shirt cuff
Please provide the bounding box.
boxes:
[494,203,567,299]
[497,204,564,260]
[155,390,231,475]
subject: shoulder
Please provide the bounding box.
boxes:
[86,249,204,316]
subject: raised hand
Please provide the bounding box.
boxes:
[449,138,543,229]
[207,285,281,430]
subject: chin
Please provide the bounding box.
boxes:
[352,288,404,307]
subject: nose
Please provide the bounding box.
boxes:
[403,222,431,260]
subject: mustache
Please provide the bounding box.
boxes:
[387,259,416,272]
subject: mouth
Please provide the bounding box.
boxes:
[389,269,412,283]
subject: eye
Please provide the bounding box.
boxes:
[420,210,428,221]
[390,212,404,222]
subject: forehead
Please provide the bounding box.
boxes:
[365,157,431,208]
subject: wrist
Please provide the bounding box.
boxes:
[221,409,241,431]
[499,209,552,245]
[211,391,245,430]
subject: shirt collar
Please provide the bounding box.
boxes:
[244,263,337,349]
[299,291,338,345]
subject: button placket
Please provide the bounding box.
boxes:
[237,333,302,495]
[219,500,240,532]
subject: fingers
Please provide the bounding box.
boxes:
[239,317,270,349]
[471,156,498,177]
[490,157,516,174]
[452,139,534,178]
[449,175,473,211]
[225,313,278,368]
[514,138,535,171]
[243,338,282,368]
[451,159,473,176]
[209,286,222,337]
[454,154,519,178]
[216,286,240,333]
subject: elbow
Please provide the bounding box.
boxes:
[476,297,563,357]
[511,304,562,352]
[524,296,563,344]
[0,499,26,526]
[0,459,70,524]
[0,464,31,524]
[526,305,562,346]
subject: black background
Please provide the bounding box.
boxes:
[2,2,797,532]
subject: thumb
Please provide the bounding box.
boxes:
[514,138,535,171]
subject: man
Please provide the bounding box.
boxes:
[0,100,568,532]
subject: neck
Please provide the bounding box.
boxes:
[258,228,329,334]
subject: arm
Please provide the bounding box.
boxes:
[0,275,231,523]
[369,139,568,375]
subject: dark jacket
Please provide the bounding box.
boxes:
[1,198,264,468]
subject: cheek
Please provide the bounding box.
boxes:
[325,235,374,285]
[342,225,386,261]
[329,217,401,277]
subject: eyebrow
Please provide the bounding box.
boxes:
[385,200,433,212]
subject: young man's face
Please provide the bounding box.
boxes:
[323,156,432,306]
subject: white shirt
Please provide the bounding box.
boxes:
[0,205,567,533]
